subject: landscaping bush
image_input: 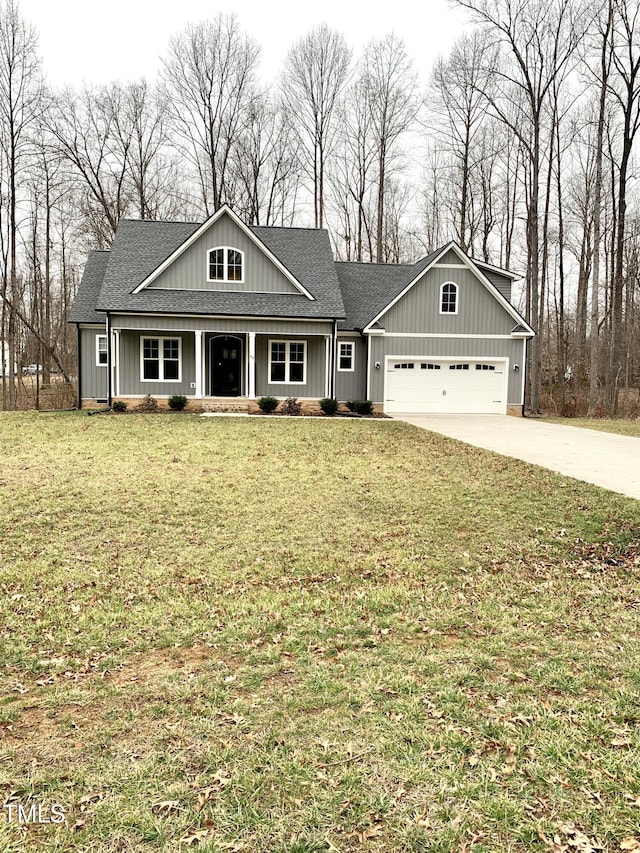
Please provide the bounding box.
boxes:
[168,395,188,411]
[281,397,301,416]
[346,400,357,412]
[319,397,338,416]
[354,399,373,415]
[258,396,278,413]
[134,394,158,412]
[112,400,127,412]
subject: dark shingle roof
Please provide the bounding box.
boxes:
[335,247,442,330]
[68,250,109,324]
[93,219,345,320]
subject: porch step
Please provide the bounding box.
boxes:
[200,399,249,414]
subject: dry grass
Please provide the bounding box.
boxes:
[1,412,640,852]
[542,417,640,438]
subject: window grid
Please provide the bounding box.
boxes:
[269,340,306,384]
[141,337,181,382]
[338,342,354,371]
[208,247,243,282]
[440,282,458,314]
[96,335,108,366]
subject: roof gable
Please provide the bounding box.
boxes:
[133,206,313,300]
[363,242,534,335]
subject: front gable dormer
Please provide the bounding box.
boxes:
[133,205,313,299]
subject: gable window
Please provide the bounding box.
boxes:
[141,337,181,382]
[338,341,354,372]
[207,247,243,283]
[96,334,108,366]
[269,340,306,384]
[440,281,458,314]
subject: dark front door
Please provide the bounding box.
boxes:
[210,335,242,396]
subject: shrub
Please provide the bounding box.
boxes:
[112,400,127,412]
[319,397,338,416]
[281,397,301,416]
[168,395,188,411]
[258,396,279,413]
[346,400,357,412]
[134,394,158,412]
[354,399,373,416]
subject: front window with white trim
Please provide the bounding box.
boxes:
[96,334,108,366]
[269,340,306,384]
[207,247,244,282]
[338,341,355,372]
[141,337,181,382]
[440,281,458,314]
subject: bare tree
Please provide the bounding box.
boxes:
[0,0,41,408]
[359,34,418,262]
[161,14,260,217]
[282,24,351,228]
[455,0,588,413]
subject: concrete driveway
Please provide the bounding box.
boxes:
[393,414,640,501]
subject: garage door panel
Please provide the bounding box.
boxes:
[385,359,506,414]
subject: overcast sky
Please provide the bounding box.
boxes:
[18,0,469,87]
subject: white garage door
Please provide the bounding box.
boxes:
[385,359,507,414]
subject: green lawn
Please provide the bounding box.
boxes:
[1,412,640,852]
[543,417,640,438]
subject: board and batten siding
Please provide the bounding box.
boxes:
[146,212,301,294]
[118,330,195,396]
[479,269,513,302]
[110,314,333,337]
[79,326,108,400]
[255,335,326,398]
[335,336,366,402]
[380,267,516,335]
[368,335,526,404]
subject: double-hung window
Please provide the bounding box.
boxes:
[96,334,108,366]
[269,340,306,384]
[338,341,354,371]
[141,337,181,382]
[207,247,243,282]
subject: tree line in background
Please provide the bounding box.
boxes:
[0,0,639,414]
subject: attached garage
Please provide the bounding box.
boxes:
[384,357,508,414]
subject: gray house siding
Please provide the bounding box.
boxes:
[147,212,302,295]
[79,326,108,400]
[368,335,526,404]
[479,269,512,302]
[380,267,517,335]
[335,336,366,402]
[110,314,333,336]
[255,335,326,398]
[118,330,195,397]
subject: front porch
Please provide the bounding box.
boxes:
[108,326,335,402]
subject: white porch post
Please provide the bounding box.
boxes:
[324,335,331,398]
[248,332,256,398]
[112,329,120,398]
[195,330,203,398]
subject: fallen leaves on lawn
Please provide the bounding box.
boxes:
[620,840,640,852]
[151,799,183,815]
[194,770,232,812]
[76,790,106,811]
[539,822,606,852]
[179,820,245,849]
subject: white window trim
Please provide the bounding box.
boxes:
[337,341,355,372]
[96,334,108,367]
[140,336,182,383]
[439,281,459,315]
[268,339,307,385]
[206,246,245,284]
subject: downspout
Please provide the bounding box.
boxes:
[522,337,530,417]
[106,313,112,406]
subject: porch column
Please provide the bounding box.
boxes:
[324,335,331,398]
[248,332,256,398]
[111,329,120,398]
[194,330,203,398]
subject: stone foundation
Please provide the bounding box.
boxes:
[507,405,524,417]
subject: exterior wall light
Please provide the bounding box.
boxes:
[513,364,519,372]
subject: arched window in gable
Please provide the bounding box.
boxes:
[440,281,458,314]
[207,247,244,283]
